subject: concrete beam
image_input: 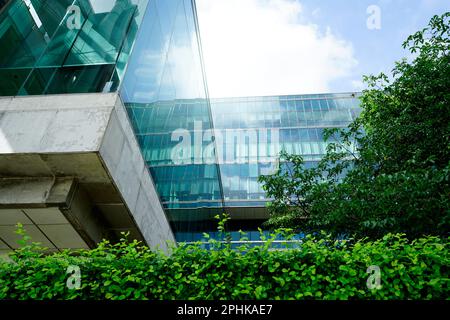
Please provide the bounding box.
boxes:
[0,177,106,247]
[0,93,175,251]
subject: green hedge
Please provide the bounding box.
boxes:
[0,229,448,300]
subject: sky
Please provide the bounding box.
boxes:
[196,0,450,98]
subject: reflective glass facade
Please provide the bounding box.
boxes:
[0,0,148,95]
[172,93,361,242]
[131,93,361,242]
[120,0,225,237]
[211,93,361,207]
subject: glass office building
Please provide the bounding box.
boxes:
[174,93,361,242]
[0,0,361,243]
[119,0,225,241]
[121,93,360,242]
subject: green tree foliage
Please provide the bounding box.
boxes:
[0,224,448,300]
[259,13,450,239]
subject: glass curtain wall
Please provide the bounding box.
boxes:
[171,93,360,242]
[120,0,225,240]
[0,0,149,95]
[211,93,361,209]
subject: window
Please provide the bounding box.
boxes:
[303,100,312,112]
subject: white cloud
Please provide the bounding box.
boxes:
[197,0,358,98]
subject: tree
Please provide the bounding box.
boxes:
[259,13,450,239]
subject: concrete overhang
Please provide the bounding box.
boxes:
[0,93,175,254]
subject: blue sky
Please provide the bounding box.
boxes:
[197,0,450,97]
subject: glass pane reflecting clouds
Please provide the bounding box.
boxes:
[121,0,225,236]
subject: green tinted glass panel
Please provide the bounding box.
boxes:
[0,0,149,96]
[121,0,225,237]
[0,68,31,95]
[64,2,137,66]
